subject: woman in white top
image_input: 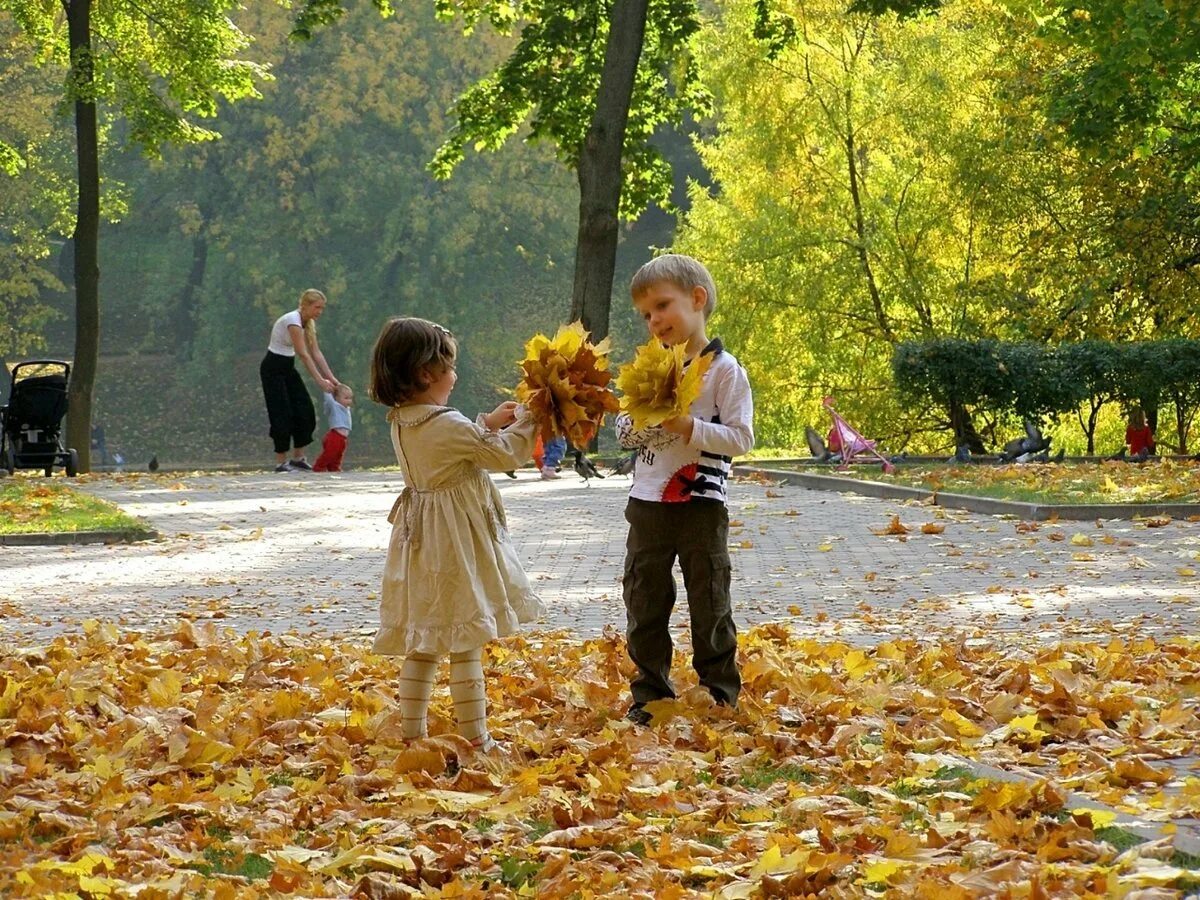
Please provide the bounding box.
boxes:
[259,289,339,472]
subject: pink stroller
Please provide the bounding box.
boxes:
[823,397,895,474]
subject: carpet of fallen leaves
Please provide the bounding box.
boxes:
[3,621,1200,898]
[864,461,1200,505]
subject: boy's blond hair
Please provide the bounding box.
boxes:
[630,254,718,318]
[335,383,354,404]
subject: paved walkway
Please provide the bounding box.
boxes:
[3,468,1200,645]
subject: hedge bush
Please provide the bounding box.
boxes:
[893,339,1200,454]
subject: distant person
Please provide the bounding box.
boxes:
[368,316,544,754]
[313,383,353,472]
[91,422,108,466]
[260,288,340,473]
[1125,407,1155,461]
[541,435,567,480]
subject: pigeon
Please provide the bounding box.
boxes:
[609,452,636,477]
[804,425,831,462]
[148,454,159,472]
[952,444,972,464]
[573,450,604,484]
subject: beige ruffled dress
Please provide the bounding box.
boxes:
[373,404,545,656]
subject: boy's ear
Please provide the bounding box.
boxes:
[692,286,707,311]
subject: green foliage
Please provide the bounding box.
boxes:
[3,0,268,154]
[1039,0,1200,179]
[895,338,1200,453]
[421,0,710,219]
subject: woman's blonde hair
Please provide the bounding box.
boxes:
[299,288,326,349]
[369,317,458,407]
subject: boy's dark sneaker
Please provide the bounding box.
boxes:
[274,463,291,473]
[288,458,312,471]
[624,704,653,726]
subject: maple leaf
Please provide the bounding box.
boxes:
[871,515,910,536]
[514,321,619,449]
[614,337,713,431]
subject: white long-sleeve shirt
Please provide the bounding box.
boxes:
[615,338,754,503]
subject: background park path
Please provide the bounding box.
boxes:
[3,468,1200,646]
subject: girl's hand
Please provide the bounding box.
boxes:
[484,401,518,431]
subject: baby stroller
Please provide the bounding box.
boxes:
[823,396,895,475]
[0,360,79,477]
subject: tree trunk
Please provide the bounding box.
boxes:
[568,0,649,344]
[845,125,894,344]
[174,209,210,357]
[948,401,986,454]
[64,0,99,473]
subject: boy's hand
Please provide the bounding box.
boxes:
[660,414,695,443]
[484,401,519,431]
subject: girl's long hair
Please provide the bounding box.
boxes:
[299,289,326,350]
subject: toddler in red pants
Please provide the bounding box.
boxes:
[313,383,353,472]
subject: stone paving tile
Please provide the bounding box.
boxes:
[3,468,1200,646]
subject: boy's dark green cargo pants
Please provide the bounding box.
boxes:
[622,497,741,707]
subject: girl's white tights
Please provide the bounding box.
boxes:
[399,649,495,751]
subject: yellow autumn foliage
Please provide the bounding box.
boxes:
[514,321,619,449]
[615,338,713,431]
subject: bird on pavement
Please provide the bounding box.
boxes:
[573,450,604,485]
[609,452,636,477]
[148,454,159,472]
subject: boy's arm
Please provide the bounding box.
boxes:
[615,413,660,449]
[688,364,754,457]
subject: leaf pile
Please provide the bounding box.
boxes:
[615,338,713,432]
[4,621,1200,896]
[514,322,620,450]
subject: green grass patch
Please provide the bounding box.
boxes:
[840,787,872,806]
[187,847,274,880]
[496,854,541,889]
[739,762,814,789]
[769,460,1200,505]
[0,479,153,536]
[1094,826,1147,853]
[1170,850,1200,870]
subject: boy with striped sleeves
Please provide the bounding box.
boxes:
[614,254,755,725]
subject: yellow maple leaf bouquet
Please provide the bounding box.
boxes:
[615,339,712,432]
[515,321,620,449]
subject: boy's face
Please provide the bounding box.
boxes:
[632,281,707,347]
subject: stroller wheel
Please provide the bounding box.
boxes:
[66,449,79,478]
[2,443,13,476]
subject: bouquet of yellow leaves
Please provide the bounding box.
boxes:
[515,321,620,449]
[615,338,712,431]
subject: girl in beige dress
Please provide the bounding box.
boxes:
[368,317,544,752]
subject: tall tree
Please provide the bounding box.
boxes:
[295,0,709,345]
[0,0,267,469]
[676,0,1029,447]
